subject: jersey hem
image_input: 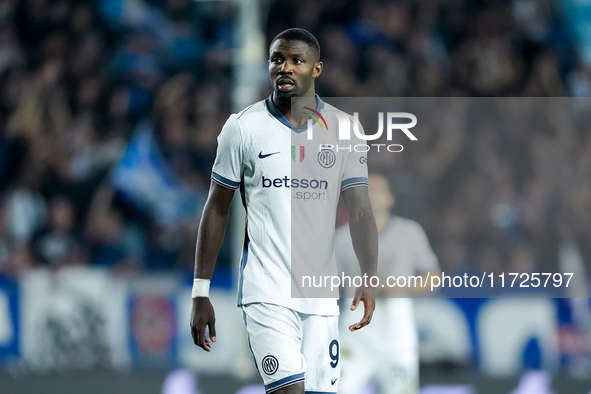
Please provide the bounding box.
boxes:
[341,176,369,191]
[238,300,340,316]
[212,172,240,189]
[341,182,369,192]
[305,391,337,394]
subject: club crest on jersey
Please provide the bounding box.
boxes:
[318,144,336,168]
[262,355,279,375]
[291,145,305,163]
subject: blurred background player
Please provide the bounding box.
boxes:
[335,173,440,394]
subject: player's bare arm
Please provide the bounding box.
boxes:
[342,186,378,332]
[190,181,235,352]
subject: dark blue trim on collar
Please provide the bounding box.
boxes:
[265,94,325,133]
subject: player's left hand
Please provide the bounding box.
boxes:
[349,287,375,331]
[190,297,217,352]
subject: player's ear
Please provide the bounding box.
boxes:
[313,61,323,78]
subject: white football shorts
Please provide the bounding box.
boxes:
[241,302,340,393]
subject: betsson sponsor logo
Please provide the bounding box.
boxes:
[262,176,328,189]
[262,176,328,201]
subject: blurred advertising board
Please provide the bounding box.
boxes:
[128,274,179,368]
[2,267,589,377]
[19,267,130,371]
[177,289,255,378]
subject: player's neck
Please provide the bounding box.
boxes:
[273,92,317,128]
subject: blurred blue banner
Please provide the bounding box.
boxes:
[0,275,19,365]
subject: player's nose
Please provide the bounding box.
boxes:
[279,61,293,74]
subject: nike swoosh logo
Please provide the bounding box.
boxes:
[259,151,280,159]
[331,378,338,385]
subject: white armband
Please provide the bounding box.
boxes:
[191,278,210,298]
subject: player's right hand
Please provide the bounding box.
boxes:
[349,286,376,332]
[190,297,216,352]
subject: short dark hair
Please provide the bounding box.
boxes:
[270,28,321,60]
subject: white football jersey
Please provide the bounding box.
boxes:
[211,95,368,315]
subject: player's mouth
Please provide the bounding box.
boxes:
[277,78,295,92]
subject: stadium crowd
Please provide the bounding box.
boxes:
[0,0,589,283]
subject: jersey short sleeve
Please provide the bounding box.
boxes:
[211,115,243,190]
[341,121,369,192]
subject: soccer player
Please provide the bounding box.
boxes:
[336,174,440,394]
[190,28,378,394]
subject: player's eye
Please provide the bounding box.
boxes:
[294,59,303,64]
[271,57,282,64]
